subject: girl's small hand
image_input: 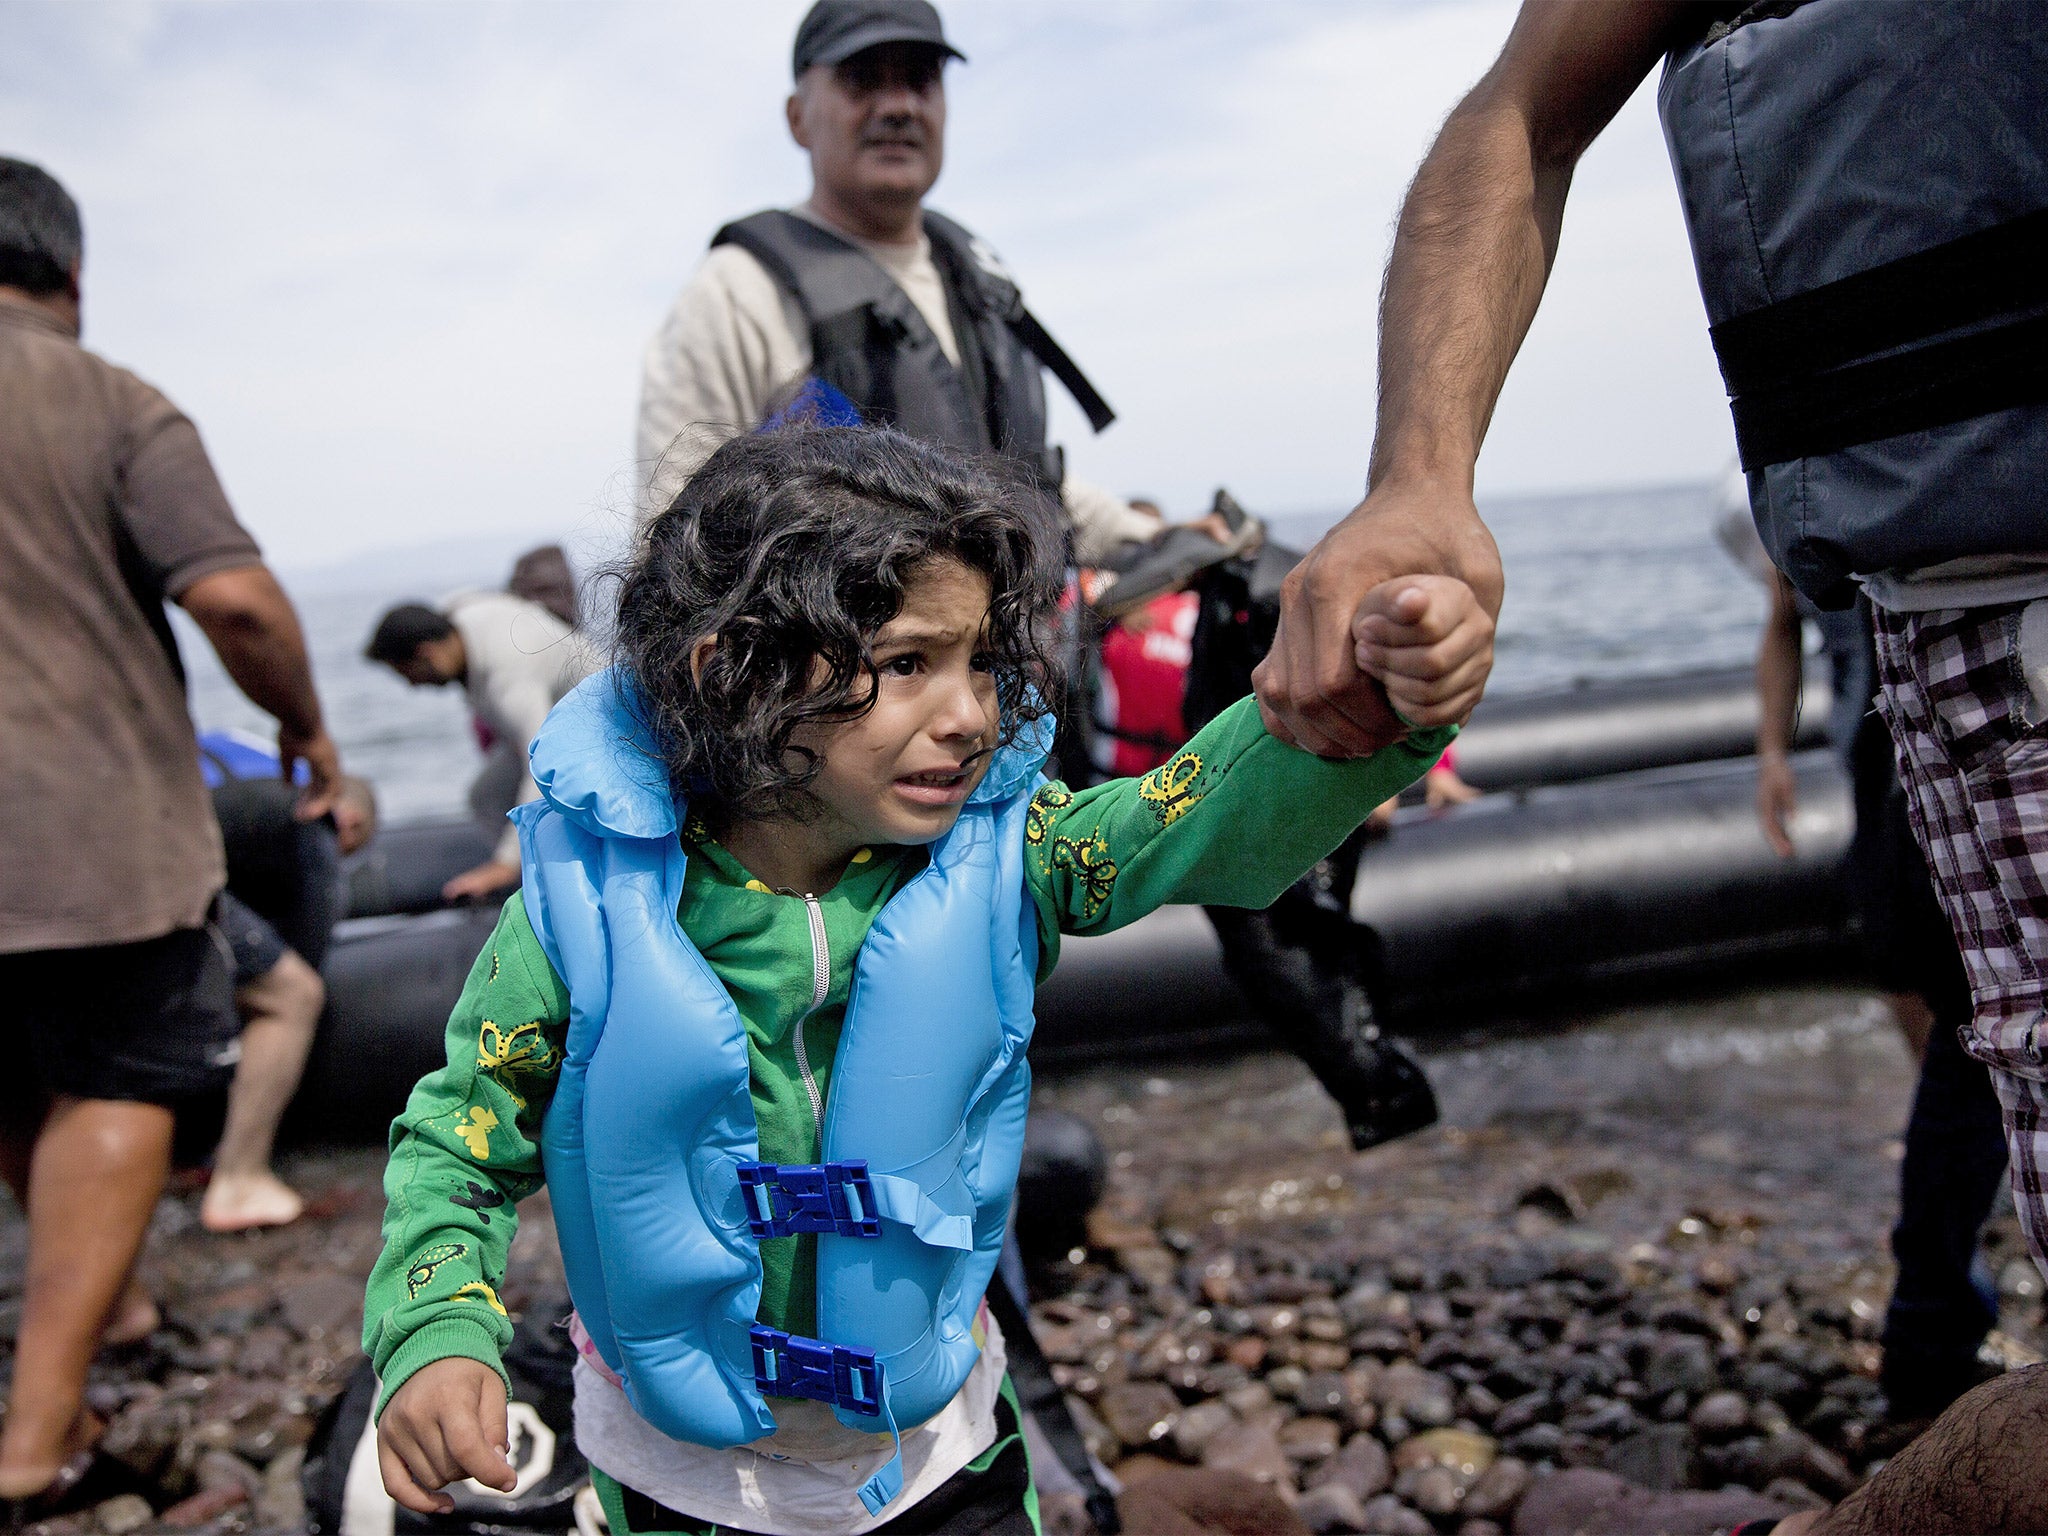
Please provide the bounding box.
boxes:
[1351,575,1495,729]
[377,1356,518,1515]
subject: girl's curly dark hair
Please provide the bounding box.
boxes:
[614,426,1067,823]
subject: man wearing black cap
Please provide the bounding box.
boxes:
[634,0,1159,566]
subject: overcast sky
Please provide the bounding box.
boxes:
[3,0,1734,573]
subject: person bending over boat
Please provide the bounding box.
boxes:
[363,427,1486,1535]
[364,590,600,904]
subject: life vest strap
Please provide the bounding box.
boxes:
[1710,208,2048,469]
[737,1161,881,1241]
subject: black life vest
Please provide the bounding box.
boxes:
[1658,0,2048,606]
[711,209,1113,495]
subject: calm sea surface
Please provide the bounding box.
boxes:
[179,481,1765,824]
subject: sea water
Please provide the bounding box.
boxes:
[178,481,1767,824]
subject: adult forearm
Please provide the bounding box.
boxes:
[1370,90,1571,509]
[182,566,325,738]
[1756,584,1803,760]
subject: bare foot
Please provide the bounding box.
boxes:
[101,1278,159,1348]
[200,1169,306,1232]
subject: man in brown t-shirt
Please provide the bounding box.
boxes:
[0,158,342,1515]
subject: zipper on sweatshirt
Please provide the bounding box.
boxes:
[783,889,830,1145]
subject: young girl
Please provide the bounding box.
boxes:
[364,428,1484,1536]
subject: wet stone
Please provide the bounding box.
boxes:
[1298,1481,1371,1534]
[278,1271,363,1341]
[1279,1414,1343,1462]
[1201,1418,1294,1490]
[1459,1383,1504,1423]
[92,1495,154,1535]
[1306,1432,1392,1502]
[1361,1493,1434,1536]
[1739,1360,1810,1410]
[1171,1398,1238,1460]
[1392,1427,1498,1480]
[1559,1396,1636,1438]
[1378,1363,1457,1427]
[1099,1381,1180,1449]
[1644,1336,1718,1398]
[1504,1422,1565,1461]
[1602,1423,1696,1491]
[1297,1371,1353,1416]
[1351,1325,1411,1359]
[1460,1456,1532,1521]
[1267,1365,1309,1402]
[1406,1462,1469,1518]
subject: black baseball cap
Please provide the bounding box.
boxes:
[792,0,966,78]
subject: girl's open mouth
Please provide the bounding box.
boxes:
[893,767,973,807]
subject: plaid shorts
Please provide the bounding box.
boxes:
[1872,601,2048,1275]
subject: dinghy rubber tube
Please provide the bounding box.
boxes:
[1353,750,1853,1023]
[1452,663,1833,792]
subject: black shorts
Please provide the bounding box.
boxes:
[215,889,287,985]
[0,919,241,1105]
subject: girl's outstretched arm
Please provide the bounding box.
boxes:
[1024,693,1454,958]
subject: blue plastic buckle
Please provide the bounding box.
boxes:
[736,1160,880,1240]
[749,1325,884,1415]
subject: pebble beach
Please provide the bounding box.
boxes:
[5,977,2042,1534]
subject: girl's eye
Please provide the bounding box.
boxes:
[880,654,921,677]
[970,651,996,674]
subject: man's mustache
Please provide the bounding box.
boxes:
[861,122,927,149]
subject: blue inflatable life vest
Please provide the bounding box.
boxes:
[514,671,1048,1515]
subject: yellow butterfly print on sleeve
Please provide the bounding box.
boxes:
[1138,750,1205,827]
[476,1018,562,1109]
[454,1106,499,1159]
[452,1280,509,1317]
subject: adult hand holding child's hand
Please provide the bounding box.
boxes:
[1351,574,1495,730]
[377,1356,519,1515]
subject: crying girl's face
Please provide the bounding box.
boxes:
[791,556,999,856]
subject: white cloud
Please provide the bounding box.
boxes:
[2,0,1735,570]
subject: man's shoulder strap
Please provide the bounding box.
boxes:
[922,209,1115,433]
[711,210,905,331]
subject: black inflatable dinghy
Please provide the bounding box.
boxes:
[299,670,1855,1124]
